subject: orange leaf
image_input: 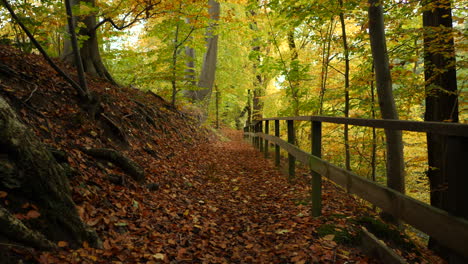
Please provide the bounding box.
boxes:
[57,241,68,247]
[26,210,41,219]
[0,191,7,198]
[103,240,111,250]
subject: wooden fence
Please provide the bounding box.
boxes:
[243,116,468,260]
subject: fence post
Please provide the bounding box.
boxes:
[275,120,280,167]
[259,121,263,152]
[251,123,257,148]
[287,120,295,182]
[243,125,247,140]
[254,122,259,149]
[311,120,322,217]
[264,120,269,158]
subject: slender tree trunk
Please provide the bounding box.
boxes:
[247,89,252,125]
[248,4,264,121]
[252,79,263,121]
[184,18,196,89]
[215,85,220,128]
[338,0,351,171]
[171,20,181,107]
[64,0,89,97]
[368,0,405,201]
[370,63,377,183]
[318,18,335,115]
[422,1,464,261]
[287,31,300,117]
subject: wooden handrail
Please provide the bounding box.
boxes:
[244,116,468,259]
[252,131,468,259]
[258,116,468,137]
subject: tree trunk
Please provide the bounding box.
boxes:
[338,0,351,171]
[287,31,300,117]
[318,18,335,115]
[422,1,465,262]
[171,20,181,107]
[368,0,405,201]
[192,0,220,104]
[64,0,89,97]
[215,85,220,128]
[0,95,99,248]
[184,17,197,95]
[63,0,117,85]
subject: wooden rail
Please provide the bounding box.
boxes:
[243,116,468,259]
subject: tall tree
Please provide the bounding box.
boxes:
[248,1,264,121]
[186,0,220,106]
[338,0,351,171]
[287,30,300,117]
[184,17,197,88]
[318,18,336,115]
[367,0,405,200]
[422,0,464,261]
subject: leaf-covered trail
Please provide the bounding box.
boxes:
[42,128,376,263]
[143,128,376,263]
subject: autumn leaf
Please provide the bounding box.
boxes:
[25,210,41,219]
[153,253,165,260]
[0,191,7,198]
[57,241,68,248]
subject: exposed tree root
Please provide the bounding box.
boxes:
[0,95,100,248]
[131,99,157,128]
[100,113,128,144]
[0,206,57,250]
[81,148,145,182]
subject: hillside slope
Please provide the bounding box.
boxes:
[0,45,211,262]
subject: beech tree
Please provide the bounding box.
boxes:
[185,0,220,107]
[422,1,465,261]
[367,0,405,198]
[62,0,159,85]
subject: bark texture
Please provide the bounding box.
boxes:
[187,0,220,103]
[368,0,405,196]
[0,95,99,248]
[423,1,466,262]
[423,0,459,213]
[0,206,56,250]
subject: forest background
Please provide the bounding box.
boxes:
[0,0,466,242]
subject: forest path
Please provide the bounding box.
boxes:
[156,128,376,263]
[42,129,377,263]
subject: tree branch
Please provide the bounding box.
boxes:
[94,1,163,31]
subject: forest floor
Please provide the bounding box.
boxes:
[0,45,444,263]
[38,129,443,264]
